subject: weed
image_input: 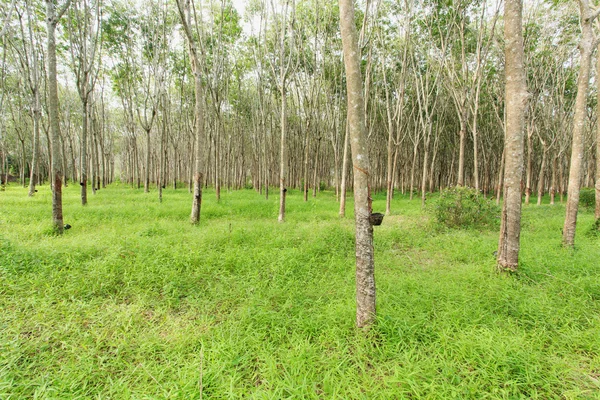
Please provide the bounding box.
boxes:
[433,186,500,229]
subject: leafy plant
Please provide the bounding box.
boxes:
[579,187,596,210]
[433,186,499,229]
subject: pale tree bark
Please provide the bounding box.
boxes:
[524,118,533,204]
[595,51,600,221]
[339,0,376,328]
[563,0,598,246]
[339,118,350,217]
[176,0,205,224]
[496,146,505,206]
[67,0,101,205]
[11,4,42,196]
[536,137,547,206]
[19,3,42,197]
[46,0,72,234]
[273,0,295,223]
[384,1,410,215]
[497,0,527,272]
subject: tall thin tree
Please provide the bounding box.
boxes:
[339,0,376,328]
[497,0,528,271]
[176,0,205,224]
[46,0,72,234]
[563,0,598,246]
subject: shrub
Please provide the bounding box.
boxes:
[434,186,499,229]
[579,188,596,210]
[588,218,600,237]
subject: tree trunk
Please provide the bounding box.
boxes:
[537,144,547,206]
[550,156,557,205]
[278,86,287,222]
[339,119,350,217]
[457,112,467,186]
[596,52,600,220]
[176,0,205,224]
[28,101,41,196]
[144,129,151,193]
[340,0,376,328]
[46,0,70,234]
[497,0,527,272]
[312,136,321,198]
[563,0,597,246]
[81,101,89,203]
[524,124,533,205]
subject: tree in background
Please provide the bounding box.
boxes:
[176,0,206,224]
[46,0,72,234]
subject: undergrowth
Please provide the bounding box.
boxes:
[1,184,599,398]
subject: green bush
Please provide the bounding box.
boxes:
[434,186,499,229]
[579,188,596,210]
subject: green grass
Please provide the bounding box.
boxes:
[1,183,600,399]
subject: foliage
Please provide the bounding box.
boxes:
[579,187,595,210]
[433,186,499,229]
[588,217,600,237]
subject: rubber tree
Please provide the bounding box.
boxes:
[46,0,72,234]
[176,0,205,224]
[339,0,376,328]
[596,52,600,221]
[563,0,599,246]
[67,0,101,205]
[497,0,528,271]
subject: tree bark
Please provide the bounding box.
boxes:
[537,141,547,206]
[46,0,71,234]
[563,0,597,246]
[278,86,287,222]
[339,119,350,217]
[497,0,527,272]
[596,51,600,220]
[339,0,376,328]
[176,0,205,224]
[457,110,467,186]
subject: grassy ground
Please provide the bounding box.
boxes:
[1,182,599,399]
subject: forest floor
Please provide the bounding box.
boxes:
[1,183,600,399]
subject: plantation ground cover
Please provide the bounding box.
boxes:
[1,183,600,399]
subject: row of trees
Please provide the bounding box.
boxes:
[1,0,599,326]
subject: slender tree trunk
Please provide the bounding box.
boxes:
[20,139,26,187]
[46,0,70,234]
[312,136,320,197]
[537,144,547,206]
[409,143,418,200]
[595,53,600,220]
[339,120,350,217]
[215,113,221,201]
[524,125,533,205]
[550,156,557,205]
[176,0,205,224]
[563,0,597,246]
[421,137,430,208]
[144,129,151,193]
[457,113,467,186]
[81,101,88,203]
[497,0,527,272]
[303,120,310,201]
[159,110,165,203]
[340,0,376,328]
[28,103,41,196]
[278,86,287,222]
